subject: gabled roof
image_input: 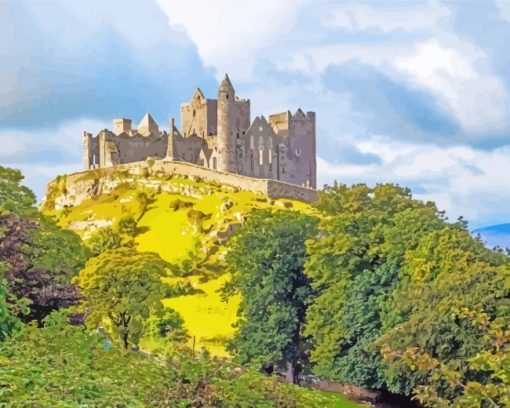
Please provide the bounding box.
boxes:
[294,108,305,119]
[137,113,159,136]
[246,115,277,136]
[193,88,205,100]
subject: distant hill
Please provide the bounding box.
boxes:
[42,167,314,356]
[472,223,510,249]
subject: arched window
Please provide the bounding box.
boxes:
[212,157,217,170]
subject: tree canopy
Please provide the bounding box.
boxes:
[73,248,170,349]
[224,210,318,383]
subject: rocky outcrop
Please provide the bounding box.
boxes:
[42,158,318,211]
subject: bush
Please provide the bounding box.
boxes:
[86,227,123,256]
[117,215,138,237]
[169,198,194,211]
[0,310,343,407]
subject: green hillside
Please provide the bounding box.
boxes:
[42,173,314,356]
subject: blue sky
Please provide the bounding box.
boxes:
[2,0,510,228]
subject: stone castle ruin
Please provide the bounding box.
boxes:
[83,74,316,189]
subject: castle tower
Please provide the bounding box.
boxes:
[216,74,237,173]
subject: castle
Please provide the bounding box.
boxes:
[83,74,316,189]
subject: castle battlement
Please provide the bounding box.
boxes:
[83,74,317,189]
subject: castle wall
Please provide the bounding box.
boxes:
[81,76,316,191]
[173,133,206,163]
[90,131,167,169]
[47,159,317,210]
[83,132,94,170]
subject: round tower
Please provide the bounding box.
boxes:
[217,74,237,173]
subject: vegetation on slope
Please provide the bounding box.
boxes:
[42,172,313,356]
[13,166,510,407]
[0,166,361,407]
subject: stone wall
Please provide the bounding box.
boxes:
[44,158,317,210]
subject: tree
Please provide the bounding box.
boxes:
[378,226,510,398]
[304,182,510,401]
[0,166,37,215]
[0,167,89,323]
[382,309,510,407]
[224,210,319,383]
[304,183,445,388]
[73,248,170,349]
[0,266,27,341]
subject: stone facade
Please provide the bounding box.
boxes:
[83,74,317,189]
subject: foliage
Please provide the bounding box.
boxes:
[378,225,510,397]
[0,167,89,323]
[86,226,123,256]
[73,248,170,349]
[145,307,189,344]
[0,310,359,407]
[0,274,28,341]
[382,309,510,407]
[224,210,319,383]
[169,198,194,211]
[0,166,37,214]
[304,183,444,387]
[304,182,510,398]
[116,215,138,237]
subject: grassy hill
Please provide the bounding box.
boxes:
[42,171,315,356]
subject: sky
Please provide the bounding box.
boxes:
[1,0,510,229]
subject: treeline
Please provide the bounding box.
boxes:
[225,183,510,407]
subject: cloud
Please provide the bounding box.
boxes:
[318,137,510,229]
[394,39,509,134]
[0,119,109,200]
[0,0,217,128]
[323,1,450,33]
[157,0,310,80]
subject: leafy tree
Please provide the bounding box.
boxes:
[0,166,37,214]
[0,168,89,322]
[304,182,510,400]
[224,210,319,383]
[305,183,444,388]
[382,309,510,407]
[73,248,170,349]
[379,227,510,398]
[87,226,123,256]
[0,267,28,341]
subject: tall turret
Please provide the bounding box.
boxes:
[216,74,238,173]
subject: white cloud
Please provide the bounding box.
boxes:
[318,137,510,228]
[323,1,450,33]
[157,0,309,80]
[0,118,109,200]
[394,39,509,133]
